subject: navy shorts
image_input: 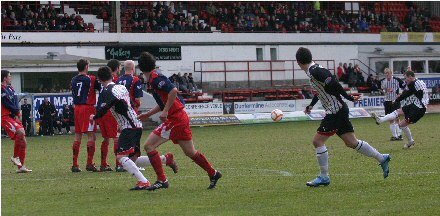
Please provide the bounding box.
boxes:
[402,104,426,124]
[117,128,142,157]
[318,105,354,136]
[384,101,400,115]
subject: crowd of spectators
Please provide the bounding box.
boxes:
[122,1,439,33]
[169,72,198,93]
[337,62,380,91]
[1,3,94,32]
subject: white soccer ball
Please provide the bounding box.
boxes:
[271,109,284,122]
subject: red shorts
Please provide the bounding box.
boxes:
[74,105,97,133]
[1,116,24,140]
[96,111,118,138]
[153,111,192,144]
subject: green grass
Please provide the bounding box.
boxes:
[2,114,440,216]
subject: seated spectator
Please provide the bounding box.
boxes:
[354,64,365,87]
[359,17,369,32]
[64,20,77,31]
[188,73,198,92]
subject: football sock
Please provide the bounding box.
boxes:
[72,141,81,167]
[87,141,95,165]
[147,150,167,182]
[390,124,398,138]
[15,133,26,167]
[114,138,121,166]
[400,126,413,142]
[355,140,384,163]
[316,145,329,177]
[135,155,166,167]
[396,125,402,137]
[101,140,109,166]
[379,110,399,123]
[120,157,148,183]
[191,151,216,177]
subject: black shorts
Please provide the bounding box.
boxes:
[318,105,354,136]
[384,101,400,115]
[402,104,426,124]
[117,128,142,157]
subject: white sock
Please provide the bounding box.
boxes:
[400,126,414,142]
[355,140,384,163]
[135,155,166,168]
[316,146,329,177]
[390,124,397,137]
[379,111,399,123]
[120,157,148,183]
[396,125,402,137]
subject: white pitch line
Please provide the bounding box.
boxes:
[2,170,438,181]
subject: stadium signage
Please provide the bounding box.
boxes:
[233,100,296,114]
[33,94,73,120]
[418,77,440,89]
[105,46,181,61]
[189,115,241,126]
[353,96,385,108]
[184,103,223,116]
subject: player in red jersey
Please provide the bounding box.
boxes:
[96,59,123,172]
[70,59,101,172]
[1,70,32,173]
[117,60,143,114]
[137,52,222,191]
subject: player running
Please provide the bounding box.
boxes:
[137,52,222,191]
[295,47,390,187]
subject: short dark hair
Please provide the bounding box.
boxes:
[1,70,10,82]
[107,59,120,72]
[404,70,415,77]
[97,66,112,82]
[296,47,312,65]
[77,59,90,72]
[138,52,156,72]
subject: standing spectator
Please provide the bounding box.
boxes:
[62,104,72,134]
[70,59,101,172]
[137,52,222,191]
[1,70,32,173]
[337,62,346,82]
[188,73,198,92]
[21,98,32,136]
[354,64,365,87]
[347,63,357,87]
[38,97,56,136]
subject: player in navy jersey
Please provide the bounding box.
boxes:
[372,70,429,149]
[379,68,406,141]
[296,47,390,187]
[117,60,143,114]
[137,52,221,191]
[1,70,32,173]
[70,59,101,172]
[91,66,177,190]
[95,59,122,172]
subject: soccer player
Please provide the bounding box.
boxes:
[91,66,177,190]
[295,47,390,187]
[372,70,429,149]
[1,70,32,173]
[137,52,222,191]
[117,60,143,114]
[96,59,121,172]
[379,68,406,141]
[70,59,100,172]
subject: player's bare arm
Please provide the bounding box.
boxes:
[160,87,178,122]
[138,105,161,121]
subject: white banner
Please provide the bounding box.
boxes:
[184,103,223,116]
[353,96,385,108]
[234,100,296,114]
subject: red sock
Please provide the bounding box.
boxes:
[101,140,109,167]
[114,138,121,166]
[147,150,167,182]
[15,134,26,168]
[72,141,81,167]
[191,151,216,177]
[87,141,95,165]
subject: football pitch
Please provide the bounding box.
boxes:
[2,114,440,215]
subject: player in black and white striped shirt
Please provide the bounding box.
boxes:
[91,66,178,190]
[379,68,406,141]
[296,47,391,187]
[372,70,429,149]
